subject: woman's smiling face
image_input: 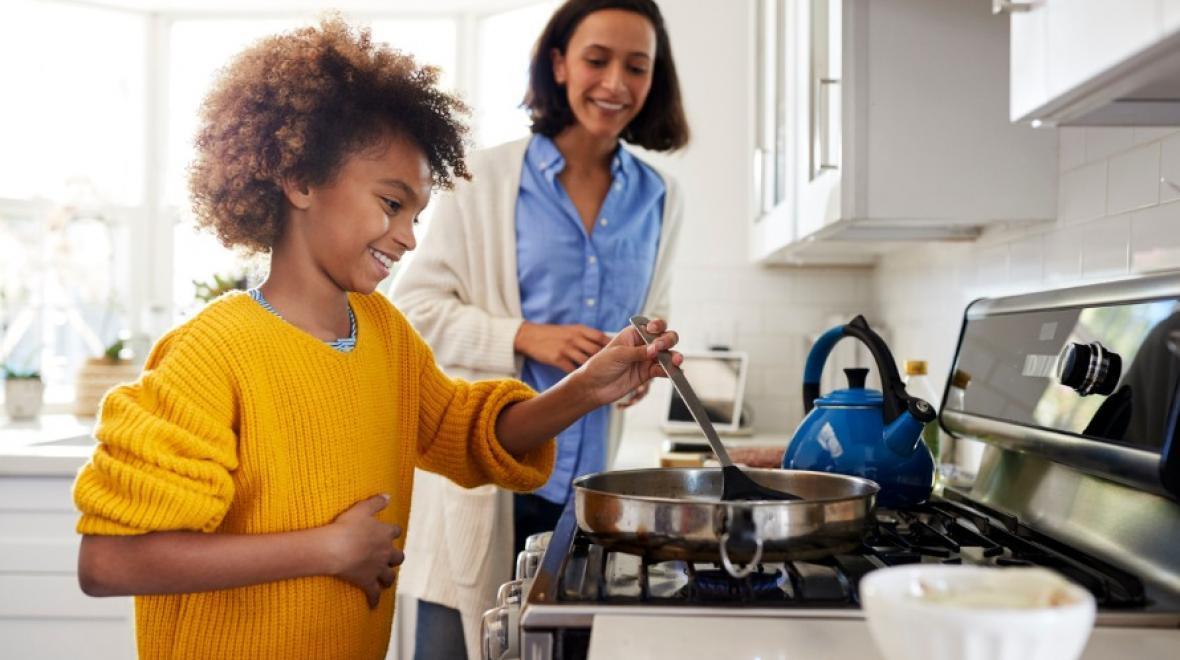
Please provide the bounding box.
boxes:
[289,131,432,294]
[551,8,657,142]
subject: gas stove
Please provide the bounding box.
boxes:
[482,273,1180,660]
[502,488,1180,660]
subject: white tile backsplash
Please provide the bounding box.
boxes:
[1131,200,1180,273]
[1043,231,1083,282]
[1085,127,1135,161]
[1007,234,1044,284]
[635,127,1180,437]
[1133,127,1179,145]
[1058,160,1107,224]
[875,127,1180,396]
[1080,214,1130,277]
[1162,132,1180,204]
[1106,142,1160,214]
[1058,127,1087,172]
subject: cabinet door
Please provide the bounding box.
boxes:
[795,0,843,239]
[1166,0,1180,33]
[751,0,795,260]
[1044,0,1162,105]
[1009,0,1051,121]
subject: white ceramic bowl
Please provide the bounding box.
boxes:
[860,565,1096,660]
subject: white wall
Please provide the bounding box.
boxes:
[625,0,875,434]
[874,127,1180,397]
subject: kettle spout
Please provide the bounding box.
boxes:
[883,412,925,457]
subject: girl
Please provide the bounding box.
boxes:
[71,17,680,660]
[390,1,689,656]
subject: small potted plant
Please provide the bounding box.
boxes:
[4,366,44,420]
[74,335,140,417]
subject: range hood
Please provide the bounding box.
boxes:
[1020,29,1180,126]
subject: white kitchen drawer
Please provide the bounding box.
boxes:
[0,575,130,618]
[0,537,80,573]
[0,619,134,660]
[0,476,77,511]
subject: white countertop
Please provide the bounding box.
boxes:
[612,427,792,470]
[0,414,96,476]
[586,614,1180,660]
[0,414,789,477]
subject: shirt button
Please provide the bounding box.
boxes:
[586,298,596,307]
[614,182,623,192]
[588,255,597,264]
[600,218,609,227]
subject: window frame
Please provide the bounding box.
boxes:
[2,1,551,412]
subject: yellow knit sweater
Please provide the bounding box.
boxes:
[72,292,555,660]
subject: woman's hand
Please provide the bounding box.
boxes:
[320,494,403,609]
[575,318,681,407]
[514,322,611,373]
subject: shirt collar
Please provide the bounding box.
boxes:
[527,134,633,186]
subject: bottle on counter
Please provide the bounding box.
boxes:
[944,369,986,486]
[903,360,941,471]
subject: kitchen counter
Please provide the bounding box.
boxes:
[586,614,1180,660]
[613,427,792,470]
[0,414,96,476]
[0,414,789,477]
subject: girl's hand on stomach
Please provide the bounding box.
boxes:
[576,318,680,407]
[320,494,403,609]
[514,322,610,373]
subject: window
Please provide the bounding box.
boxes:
[2,1,556,410]
[0,1,145,408]
[473,1,558,147]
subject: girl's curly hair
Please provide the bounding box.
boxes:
[188,16,470,253]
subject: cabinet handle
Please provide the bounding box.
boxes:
[992,0,1036,14]
[814,78,840,175]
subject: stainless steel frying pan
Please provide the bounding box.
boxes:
[573,467,879,578]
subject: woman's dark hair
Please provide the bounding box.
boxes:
[524,0,689,151]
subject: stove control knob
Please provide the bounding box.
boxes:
[516,531,552,579]
[482,580,523,660]
[1057,341,1121,396]
[497,579,524,607]
[515,549,542,581]
[524,531,552,553]
[480,605,509,660]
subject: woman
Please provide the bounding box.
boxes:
[391,1,688,657]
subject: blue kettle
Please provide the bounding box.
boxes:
[782,315,936,508]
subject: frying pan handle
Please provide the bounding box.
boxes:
[719,507,764,579]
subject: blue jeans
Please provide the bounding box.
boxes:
[414,599,467,660]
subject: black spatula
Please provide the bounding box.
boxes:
[630,316,801,501]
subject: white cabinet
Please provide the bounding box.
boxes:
[1007,0,1180,125]
[752,0,1058,266]
[1169,0,1180,32]
[0,476,135,659]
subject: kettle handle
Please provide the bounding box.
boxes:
[802,315,912,424]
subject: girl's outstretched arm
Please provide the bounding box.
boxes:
[495,318,680,455]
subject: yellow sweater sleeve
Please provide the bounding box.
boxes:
[415,347,555,491]
[73,326,239,535]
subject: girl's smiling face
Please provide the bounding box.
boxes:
[283,131,432,294]
[551,9,657,142]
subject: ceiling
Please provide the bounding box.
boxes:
[54,0,543,16]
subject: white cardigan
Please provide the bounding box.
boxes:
[389,136,682,660]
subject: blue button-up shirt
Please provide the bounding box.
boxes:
[516,135,666,504]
